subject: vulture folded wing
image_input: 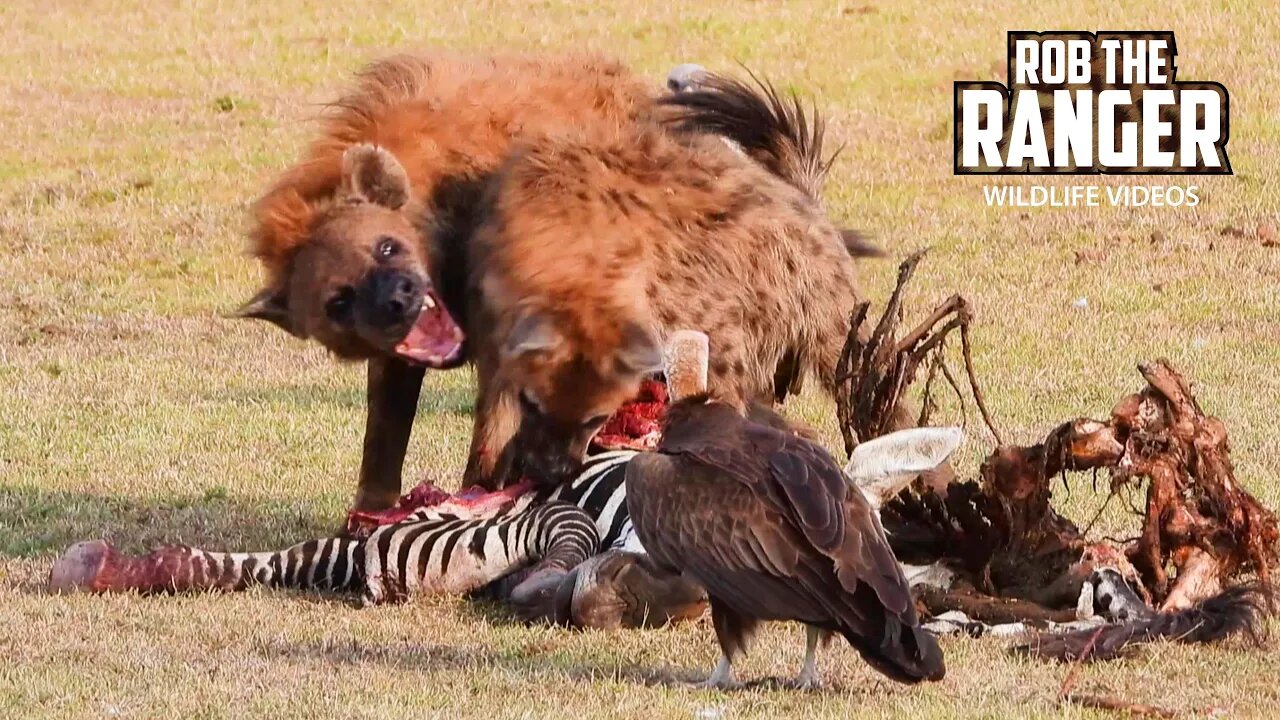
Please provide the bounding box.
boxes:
[660,421,838,532]
[764,432,914,619]
[634,418,940,682]
[764,434,848,551]
[664,422,911,614]
[627,450,911,630]
[625,453,833,624]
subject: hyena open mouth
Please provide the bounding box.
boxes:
[394,288,465,367]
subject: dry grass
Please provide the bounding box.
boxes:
[2,0,1279,717]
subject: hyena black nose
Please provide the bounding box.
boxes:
[366,269,422,327]
[386,278,416,315]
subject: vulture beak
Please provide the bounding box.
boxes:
[666,63,709,93]
[844,427,964,509]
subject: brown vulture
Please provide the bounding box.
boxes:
[627,330,947,688]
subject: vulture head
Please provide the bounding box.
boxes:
[661,329,710,399]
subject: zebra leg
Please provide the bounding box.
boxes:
[363,500,601,605]
[48,537,365,595]
[49,540,188,594]
[501,502,602,622]
[564,550,708,629]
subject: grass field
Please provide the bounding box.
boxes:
[2,0,1279,717]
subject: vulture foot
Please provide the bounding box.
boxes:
[693,655,738,690]
[784,673,822,691]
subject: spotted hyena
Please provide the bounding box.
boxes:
[467,75,874,485]
[237,52,680,510]
[237,53,865,501]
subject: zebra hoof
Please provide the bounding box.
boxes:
[48,540,115,594]
[509,567,572,624]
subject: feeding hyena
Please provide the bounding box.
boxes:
[238,52,704,511]
[235,52,865,507]
[468,74,889,487]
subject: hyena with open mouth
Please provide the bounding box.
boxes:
[237,53,866,504]
[239,53,699,509]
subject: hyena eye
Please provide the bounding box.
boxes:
[375,236,401,260]
[325,287,356,323]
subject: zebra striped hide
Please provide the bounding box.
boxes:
[49,452,640,606]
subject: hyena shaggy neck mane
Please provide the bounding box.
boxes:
[468,88,871,488]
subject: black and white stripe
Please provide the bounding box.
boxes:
[540,449,639,552]
[360,500,599,604]
[389,449,639,552]
[144,452,637,604]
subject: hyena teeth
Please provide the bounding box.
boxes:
[423,294,436,310]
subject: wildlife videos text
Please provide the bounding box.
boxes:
[981,184,1200,208]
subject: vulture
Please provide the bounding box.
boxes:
[627,330,949,688]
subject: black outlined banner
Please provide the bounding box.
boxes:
[954,31,1231,175]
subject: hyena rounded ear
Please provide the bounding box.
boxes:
[230,287,302,338]
[503,310,562,360]
[616,322,663,377]
[340,144,410,210]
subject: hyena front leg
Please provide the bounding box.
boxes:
[462,381,522,490]
[354,357,426,512]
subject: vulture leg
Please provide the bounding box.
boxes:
[697,655,736,690]
[698,598,751,689]
[789,625,822,689]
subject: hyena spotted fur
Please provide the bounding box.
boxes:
[234,54,852,505]
[469,74,885,485]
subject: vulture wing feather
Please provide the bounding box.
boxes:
[628,400,944,683]
[658,416,914,617]
[627,453,830,623]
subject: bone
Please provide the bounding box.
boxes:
[843,427,964,508]
[662,330,709,401]
[1074,580,1097,621]
[901,561,956,591]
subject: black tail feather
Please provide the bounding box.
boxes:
[662,70,837,200]
[848,620,946,683]
[1017,585,1270,662]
